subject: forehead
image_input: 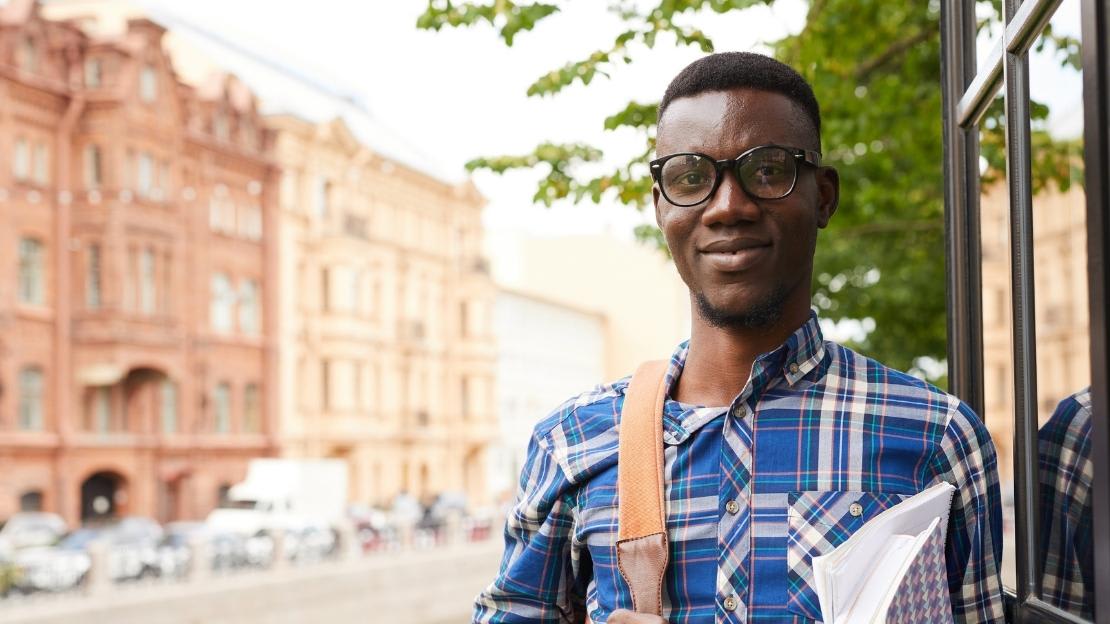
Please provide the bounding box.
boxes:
[656,88,813,157]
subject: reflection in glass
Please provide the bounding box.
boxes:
[1038,388,1094,619]
[973,0,1089,602]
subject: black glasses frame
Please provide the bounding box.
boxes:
[649,144,822,207]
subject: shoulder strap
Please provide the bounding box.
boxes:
[616,360,670,616]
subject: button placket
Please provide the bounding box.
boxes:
[716,401,755,621]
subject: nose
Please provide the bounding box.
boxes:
[700,168,760,227]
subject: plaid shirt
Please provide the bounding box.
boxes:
[475,313,1004,623]
[1038,388,1094,620]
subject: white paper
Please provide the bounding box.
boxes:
[810,482,956,624]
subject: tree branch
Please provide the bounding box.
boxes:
[853,24,939,81]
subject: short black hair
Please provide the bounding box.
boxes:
[659,52,821,147]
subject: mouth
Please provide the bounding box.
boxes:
[699,239,772,272]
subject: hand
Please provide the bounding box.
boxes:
[606,609,667,623]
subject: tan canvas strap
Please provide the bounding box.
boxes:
[616,360,670,616]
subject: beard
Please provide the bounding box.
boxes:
[693,283,790,330]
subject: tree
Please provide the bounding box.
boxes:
[417,0,1080,377]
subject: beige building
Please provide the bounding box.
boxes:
[488,232,692,381]
[980,182,1090,484]
[491,288,606,501]
[271,115,497,508]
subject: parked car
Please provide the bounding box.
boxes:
[161,522,252,575]
[14,516,166,593]
[0,512,67,551]
[13,529,94,593]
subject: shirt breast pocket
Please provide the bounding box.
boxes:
[786,490,908,622]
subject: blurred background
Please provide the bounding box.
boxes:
[0,0,1085,622]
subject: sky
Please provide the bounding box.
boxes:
[36,0,1083,242]
[129,0,810,240]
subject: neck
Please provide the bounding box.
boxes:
[672,300,811,407]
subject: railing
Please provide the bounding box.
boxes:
[0,514,495,608]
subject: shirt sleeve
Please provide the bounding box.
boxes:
[928,401,1005,624]
[1038,393,1095,619]
[473,422,586,624]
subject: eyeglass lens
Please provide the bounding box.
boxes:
[660,146,797,204]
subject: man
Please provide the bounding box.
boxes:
[474,52,1003,623]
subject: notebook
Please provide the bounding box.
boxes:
[810,481,956,624]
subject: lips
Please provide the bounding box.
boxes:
[699,238,772,272]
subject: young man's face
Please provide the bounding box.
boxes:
[653,88,838,329]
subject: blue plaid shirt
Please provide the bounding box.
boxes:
[475,314,1004,623]
[1038,388,1093,620]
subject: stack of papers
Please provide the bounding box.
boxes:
[811,482,956,624]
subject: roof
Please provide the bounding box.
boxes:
[144,6,463,184]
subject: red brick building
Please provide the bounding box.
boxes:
[0,0,278,526]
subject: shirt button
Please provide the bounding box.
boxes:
[849,502,864,517]
[725,500,740,515]
[788,362,800,374]
[734,405,747,418]
[723,595,739,611]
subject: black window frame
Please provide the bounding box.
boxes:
[940,0,1110,622]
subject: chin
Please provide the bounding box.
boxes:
[694,287,789,330]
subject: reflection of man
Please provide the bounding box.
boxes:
[1039,388,1094,620]
[473,52,1003,623]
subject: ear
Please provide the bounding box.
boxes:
[815,166,839,228]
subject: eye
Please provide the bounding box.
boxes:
[673,171,710,186]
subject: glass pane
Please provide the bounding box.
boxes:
[975,0,1004,82]
[980,0,1091,616]
[1028,1,1092,618]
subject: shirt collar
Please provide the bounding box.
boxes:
[659,311,827,445]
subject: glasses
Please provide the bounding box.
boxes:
[650,144,822,207]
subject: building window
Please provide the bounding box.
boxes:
[460,377,470,419]
[86,243,102,309]
[84,58,102,88]
[240,118,257,149]
[32,142,48,186]
[240,204,263,241]
[213,382,231,433]
[238,279,260,334]
[243,383,260,433]
[210,273,234,332]
[350,269,363,313]
[209,197,222,231]
[321,360,331,410]
[18,366,44,430]
[136,152,153,197]
[162,250,172,313]
[314,177,330,218]
[161,379,177,434]
[12,138,29,180]
[19,37,36,73]
[157,160,169,200]
[139,248,156,314]
[90,386,111,432]
[84,145,103,189]
[213,112,229,141]
[18,237,45,306]
[139,65,157,102]
[19,490,44,512]
[321,267,331,311]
